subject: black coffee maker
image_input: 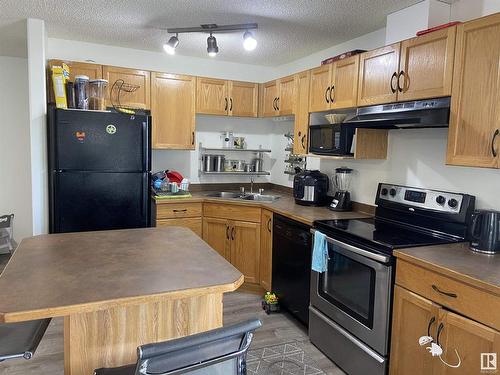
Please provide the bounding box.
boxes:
[470,210,500,254]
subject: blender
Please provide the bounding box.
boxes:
[329,167,353,211]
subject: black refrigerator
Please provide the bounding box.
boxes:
[48,106,151,233]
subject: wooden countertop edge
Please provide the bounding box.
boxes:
[394,251,500,296]
[153,195,370,226]
[0,274,244,323]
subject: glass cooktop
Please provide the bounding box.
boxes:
[314,218,459,253]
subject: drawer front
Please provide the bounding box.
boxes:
[156,218,202,237]
[396,260,500,329]
[156,203,202,219]
[203,203,261,223]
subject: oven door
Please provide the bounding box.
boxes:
[310,230,393,355]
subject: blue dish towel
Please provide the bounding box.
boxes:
[312,231,329,273]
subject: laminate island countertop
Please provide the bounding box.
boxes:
[154,190,374,225]
[0,227,243,375]
[395,242,500,294]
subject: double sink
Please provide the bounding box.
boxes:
[205,191,280,202]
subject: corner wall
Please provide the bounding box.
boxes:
[0,56,32,243]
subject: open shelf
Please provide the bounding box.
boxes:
[200,146,271,153]
[200,171,270,176]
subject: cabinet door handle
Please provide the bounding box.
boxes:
[432,284,457,298]
[397,71,405,92]
[427,316,436,337]
[301,134,306,150]
[224,97,228,111]
[436,322,445,346]
[273,97,277,110]
[390,72,398,93]
[229,98,233,111]
[325,87,331,103]
[276,97,280,111]
[226,225,230,240]
[267,218,272,232]
[491,129,499,157]
[231,227,235,240]
[330,85,334,102]
[191,131,195,146]
[173,209,187,213]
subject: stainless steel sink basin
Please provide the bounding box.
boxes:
[205,192,242,199]
[241,194,280,202]
[205,191,280,202]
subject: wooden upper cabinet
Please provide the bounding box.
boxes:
[390,286,441,375]
[358,43,400,106]
[294,70,311,155]
[103,66,150,109]
[231,220,260,284]
[331,55,359,109]
[446,13,500,168]
[47,60,103,104]
[309,64,332,112]
[196,77,228,115]
[151,72,196,150]
[228,81,258,117]
[435,309,500,375]
[277,75,296,115]
[261,80,279,117]
[259,209,273,291]
[398,27,456,101]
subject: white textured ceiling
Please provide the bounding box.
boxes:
[0,0,423,66]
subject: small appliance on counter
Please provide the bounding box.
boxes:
[470,209,500,254]
[293,170,329,206]
[330,167,353,211]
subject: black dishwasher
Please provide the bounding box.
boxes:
[272,214,312,326]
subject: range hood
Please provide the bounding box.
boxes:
[345,97,451,129]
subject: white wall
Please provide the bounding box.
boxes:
[0,57,32,244]
[450,0,500,21]
[315,129,500,210]
[152,115,295,186]
[47,38,278,83]
[27,19,48,236]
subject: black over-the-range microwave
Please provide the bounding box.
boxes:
[308,124,355,156]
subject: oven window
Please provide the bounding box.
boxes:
[318,247,376,328]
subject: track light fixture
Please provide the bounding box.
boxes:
[162,23,258,56]
[243,31,257,51]
[163,33,179,55]
[207,33,219,57]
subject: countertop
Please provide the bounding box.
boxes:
[153,190,373,225]
[395,242,500,294]
[0,227,243,323]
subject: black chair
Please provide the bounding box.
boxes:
[94,318,262,375]
[0,319,52,362]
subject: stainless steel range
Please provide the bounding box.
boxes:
[309,183,476,375]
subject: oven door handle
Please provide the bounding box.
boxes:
[311,229,391,264]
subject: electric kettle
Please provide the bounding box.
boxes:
[470,210,500,254]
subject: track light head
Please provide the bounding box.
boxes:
[207,33,219,57]
[163,34,179,55]
[243,31,257,51]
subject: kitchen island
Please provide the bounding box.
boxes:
[0,227,243,375]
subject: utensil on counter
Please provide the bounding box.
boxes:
[234,137,246,149]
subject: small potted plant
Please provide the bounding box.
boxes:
[261,292,280,314]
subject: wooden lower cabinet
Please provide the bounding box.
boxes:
[259,209,273,291]
[157,218,202,237]
[203,217,230,260]
[203,214,261,285]
[390,280,500,375]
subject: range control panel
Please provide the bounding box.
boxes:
[378,184,464,214]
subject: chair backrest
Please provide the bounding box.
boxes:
[0,214,14,252]
[134,319,262,375]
